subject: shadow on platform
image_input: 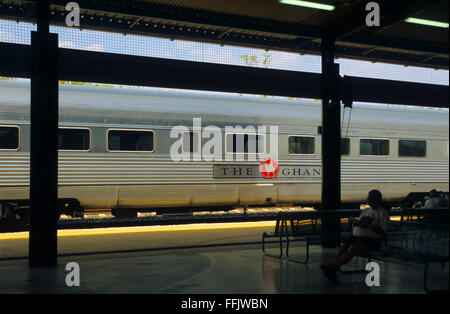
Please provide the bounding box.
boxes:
[0,243,448,294]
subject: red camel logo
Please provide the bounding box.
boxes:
[259,158,279,179]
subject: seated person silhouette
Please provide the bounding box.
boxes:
[320,190,389,281]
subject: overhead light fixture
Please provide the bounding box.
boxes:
[405,17,449,28]
[279,0,335,11]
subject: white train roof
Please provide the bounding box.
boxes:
[0,79,448,133]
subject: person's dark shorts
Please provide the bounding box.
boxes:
[343,236,382,252]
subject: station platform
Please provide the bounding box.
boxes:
[0,222,448,295]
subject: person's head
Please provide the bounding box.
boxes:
[368,189,383,209]
[429,189,439,198]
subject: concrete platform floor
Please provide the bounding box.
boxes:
[1,248,448,293]
[0,225,448,294]
[0,246,448,294]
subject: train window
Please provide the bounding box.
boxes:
[360,138,389,156]
[226,133,264,154]
[0,126,19,150]
[341,138,350,155]
[288,136,315,155]
[399,140,426,157]
[58,128,90,151]
[108,130,154,152]
[182,131,200,153]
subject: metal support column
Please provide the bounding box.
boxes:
[320,35,341,247]
[28,0,59,267]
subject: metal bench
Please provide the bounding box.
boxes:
[283,210,360,264]
[285,214,321,263]
[338,222,405,274]
[262,212,287,258]
[344,213,449,293]
[261,210,324,261]
[368,221,448,293]
[262,208,448,292]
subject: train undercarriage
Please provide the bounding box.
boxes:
[2,191,446,223]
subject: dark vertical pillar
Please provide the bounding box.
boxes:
[321,35,341,247]
[29,0,59,267]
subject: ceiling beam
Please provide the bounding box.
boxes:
[0,42,447,107]
[343,33,448,56]
[326,0,443,40]
[47,0,321,39]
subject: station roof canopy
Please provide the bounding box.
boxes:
[0,0,448,70]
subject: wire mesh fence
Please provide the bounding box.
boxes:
[0,17,448,85]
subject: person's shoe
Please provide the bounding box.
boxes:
[320,264,337,282]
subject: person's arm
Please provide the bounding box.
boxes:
[368,224,386,237]
[350,217,360,227]
[369,211,389,237]
[355,219,370,228]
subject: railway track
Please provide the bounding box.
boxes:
[0,206,315,233]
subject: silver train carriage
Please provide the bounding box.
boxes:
[0,80,448,216]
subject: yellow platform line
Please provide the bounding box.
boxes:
[0,216,407,241]
[0,221,277,240]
